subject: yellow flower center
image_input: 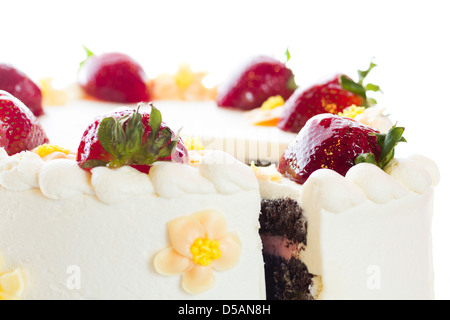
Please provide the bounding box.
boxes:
[190,237,222,267]
[33,144,70,158]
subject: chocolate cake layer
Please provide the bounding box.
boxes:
[259,198,307,245]
[263,252,314,300]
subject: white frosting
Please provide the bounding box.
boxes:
[91,166,155,204]
[259,154,439,300]
[345,163,408,204]
[355,106,393,133]
[39,159,94,199]
[0,149,264,300]
[384,158,433,194]
[301,169,366,213]
[198,150,258,194]
[0,151,44,191]
[149,161,215,198]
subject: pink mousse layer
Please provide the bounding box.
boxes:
[260,234,304,260]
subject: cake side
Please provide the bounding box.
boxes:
[0,149,265,300]
[300,156,439,300]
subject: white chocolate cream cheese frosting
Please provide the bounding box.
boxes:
[258,154,439,300]
[0,149,265,300]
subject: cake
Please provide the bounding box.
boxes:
[0,55,440,300]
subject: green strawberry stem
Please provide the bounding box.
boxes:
[339,60,382,107]
[79,45,95,72]
[355,124,406,169]
[96,104,179,169]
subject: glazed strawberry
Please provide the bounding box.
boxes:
[216,55,297,110]
[77,104,188,173]
[78,47,151,103]
[278,113,405,184]
[278,62,381,133]
[0,90,49,155]
[0,63,44,116]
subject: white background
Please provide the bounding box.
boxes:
[1,0,449,299]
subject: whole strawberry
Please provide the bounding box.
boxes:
[278,113,405,184]
[78,47,151,103]
[278,62,381,133]
[216,54,297,110]
[0,90,49,155]
[0,63,44,116]
[77,104,188,173]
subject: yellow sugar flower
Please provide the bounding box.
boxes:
[0,268,25,300]
[154,209,241,294]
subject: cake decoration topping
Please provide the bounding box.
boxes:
[278,61,381,133]
[190,237,222,267]
[150,64,217,101]
[154,209,241,294]
[0,63,44,117]
[338,105,366,119]
[0,90,49,156]
[251,161,282,183]
[278,113,405,184]
[183,136,205,151]
[33,144,71,158]
[77,46,151,103]
[0,258,25,300]
[216,54,297,111]
[76,104,188,173]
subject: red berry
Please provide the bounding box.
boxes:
[77,105,188,173]
[0,63,44,117]
[216,55,297,110]
[0,90,49,155]
[78,49,150,103]
[277,74,365,133]
[278,114,382,184]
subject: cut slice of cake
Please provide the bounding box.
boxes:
[255,114,439,300]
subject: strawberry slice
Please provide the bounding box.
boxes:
[0,90,49,155]
[76,104,188,173]
[278,62,381,133]
[278,113,406,184]
[216,54,297,110]
[0,63,44,116]
[78,46,151,103]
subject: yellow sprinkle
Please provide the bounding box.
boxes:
[32,144,70,158]
[338,105,366,119]
[182,136,205,151]
[260,95,285,111]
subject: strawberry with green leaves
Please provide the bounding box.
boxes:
[278,113,406,184]
[0,90,49,155]
[76,104,188,173]
[278,62,381,133]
